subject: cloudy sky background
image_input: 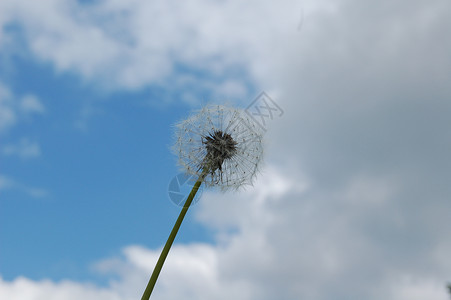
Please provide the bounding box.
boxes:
[1,0,450,299]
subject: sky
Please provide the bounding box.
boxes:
[0,0,450,299]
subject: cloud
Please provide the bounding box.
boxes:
[0,174,47,198]
[73,102,104,131]
[1,169,450,299]
[20,95,46,114]
[0,276,121,300]
[0,82,16,133]
[0,174,15,191]
[389,277,450,300]
[2,138,41,159]
[0,0,302,96]
[0,82,45,134]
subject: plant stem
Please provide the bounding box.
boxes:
[141,174,204,300]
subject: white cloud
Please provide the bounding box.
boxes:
[0,82,16,133]
[20,95,46,114]
[2,138,41,159]
[0,174,14,191]
[0,174,47,198]
[73,102,104,131]
[1,169,450,299]
[25,187,48,198]
[389,277,450,300]
[0,82,45,134]
[0,0,302,96]
[0,276,121,300]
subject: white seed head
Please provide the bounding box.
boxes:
[173,104,264,190]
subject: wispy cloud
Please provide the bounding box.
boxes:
[2,138,41,159]
[0,82,16,133]
[0,174,14,191]
[0,82,45,134]
[73,102,103,131]
[20,95,46,114]
[0,174,47,198]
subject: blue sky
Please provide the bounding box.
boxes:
[0,52,231,281]
[1,0,451,299]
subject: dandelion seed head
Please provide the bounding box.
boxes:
[173,104,264,190]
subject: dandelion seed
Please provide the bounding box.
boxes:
[173,104,264,190]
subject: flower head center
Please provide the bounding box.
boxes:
[203,130,237,172]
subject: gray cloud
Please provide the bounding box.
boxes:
[240,0,451,298]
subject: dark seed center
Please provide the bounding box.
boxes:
[203,130,237,171]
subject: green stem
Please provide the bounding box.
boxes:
[141,174,204,300]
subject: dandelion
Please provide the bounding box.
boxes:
[173,104,264,189]
[141,104,264,299]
